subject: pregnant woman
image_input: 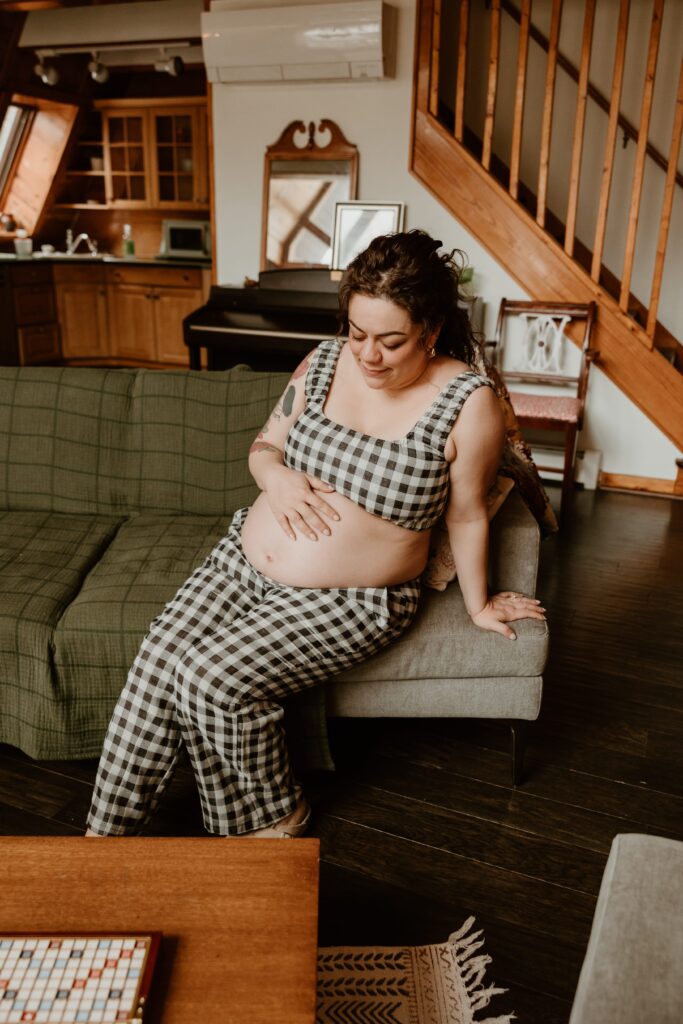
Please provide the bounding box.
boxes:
[86,230,544,838]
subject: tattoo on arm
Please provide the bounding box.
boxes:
[292,355,310,380]
[282,384,295,417]
[249,441,282,457]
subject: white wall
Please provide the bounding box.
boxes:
[208,0,679,479]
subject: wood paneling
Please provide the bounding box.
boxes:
[2,95,78,236]
[598,472,677,496]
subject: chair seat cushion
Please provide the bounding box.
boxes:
[329,580,548,721]
[51,513,232,759]
[509,391,581,424]
[0,511,123,758]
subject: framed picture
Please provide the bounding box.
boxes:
[331,201,405,269]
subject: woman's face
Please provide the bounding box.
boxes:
[347,294,437,391]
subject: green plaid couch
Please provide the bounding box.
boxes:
[0,366,287,759]
[0,365,548,781]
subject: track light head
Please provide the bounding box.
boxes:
[34,60,59,86]
[154,52,184,77]
[88,55,109,84]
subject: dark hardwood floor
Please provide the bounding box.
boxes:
[2,486,682,1023]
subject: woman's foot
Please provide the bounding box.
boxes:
[243,799,311,839]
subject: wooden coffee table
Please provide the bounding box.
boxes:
[0,837,319,1023]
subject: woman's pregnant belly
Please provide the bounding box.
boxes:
[240,490,431,588]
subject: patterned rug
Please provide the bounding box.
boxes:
[317,918,514,1024]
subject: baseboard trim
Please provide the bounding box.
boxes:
[599,472,680,498]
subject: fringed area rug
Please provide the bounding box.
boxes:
[317,917,514,1024]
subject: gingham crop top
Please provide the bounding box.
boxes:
[283,338,494,532]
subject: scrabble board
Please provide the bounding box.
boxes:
[0,934,160,1024]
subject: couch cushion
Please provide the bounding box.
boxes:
[0,368,131,514]
[0,366,290,516]
[0,510,122,758]
[52,513,232,758]
[126,366,289,515]
[328,578,547,720]
[569,833,683,1024]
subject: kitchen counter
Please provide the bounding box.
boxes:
[0,253,212,269]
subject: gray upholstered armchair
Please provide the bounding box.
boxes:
[328,488,549,785]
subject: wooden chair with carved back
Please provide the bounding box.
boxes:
[489,300,599,520]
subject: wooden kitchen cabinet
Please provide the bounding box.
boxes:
[18,323,61,364]
[56,100,209,212]
[149,105,210,209]
[106,265,203,365]
[9,263,60,366]
[53,264,109,359]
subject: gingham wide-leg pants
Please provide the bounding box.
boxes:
[87,507,420,836]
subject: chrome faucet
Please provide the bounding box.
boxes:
[65,229,98,255]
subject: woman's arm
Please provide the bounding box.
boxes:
[444,385,544,638]
[247,350,339,541]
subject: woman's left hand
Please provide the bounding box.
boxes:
[470,592,546,640]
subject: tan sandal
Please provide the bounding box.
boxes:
[243,802,311,839]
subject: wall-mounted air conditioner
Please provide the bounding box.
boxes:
[201,1,392,84]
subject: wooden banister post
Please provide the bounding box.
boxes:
[590,0,630,283]
[482,0,501,172]
[537,0,563,229]
[619,0,663,313]
[647,57,683,342]
[564,0,596,258]
[509,0,531,201]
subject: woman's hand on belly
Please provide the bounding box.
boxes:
[260,464,340,541]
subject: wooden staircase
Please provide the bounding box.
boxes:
[410,0,683,453]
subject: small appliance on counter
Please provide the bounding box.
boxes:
[159,219,211,260]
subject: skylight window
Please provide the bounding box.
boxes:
[0,104,34,204]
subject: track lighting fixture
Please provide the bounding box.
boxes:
[88,54,110,84]
[154,51,185,77]
[31,41,191,80]
[34,60,59,87]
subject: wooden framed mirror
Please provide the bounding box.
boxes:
[261,119,358,271]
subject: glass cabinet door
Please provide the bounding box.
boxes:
[104,112,149,206]
[151,107,209,209]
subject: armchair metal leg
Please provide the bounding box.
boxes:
[560,424,579,521]
[510,720,529,787]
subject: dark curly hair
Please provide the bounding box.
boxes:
[338,229,480,366]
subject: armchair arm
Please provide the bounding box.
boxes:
[488,489,541,596]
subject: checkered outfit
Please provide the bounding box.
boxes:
[285,338,494,531]
[87,507,420,836]
[87,342,490,836]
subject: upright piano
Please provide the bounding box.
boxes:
[183,268,341,372]
[183,267,484,372]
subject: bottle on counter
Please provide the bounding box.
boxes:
[122,224,135,258]
[13,228,33,258]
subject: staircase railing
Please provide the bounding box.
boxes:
[428,0,682,352]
